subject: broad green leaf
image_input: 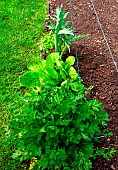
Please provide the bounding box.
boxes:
[60,70,66,80]
[43,74,57,85]
[46,52,60,66]
[69,67,78,80]
[20,71,40,88]
[66,56,75,66]
[55,60,62,67]
[46,67,58,80]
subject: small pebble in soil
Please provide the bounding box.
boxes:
[110,164,116,169]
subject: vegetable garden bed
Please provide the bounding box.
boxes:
[1,0,118,169]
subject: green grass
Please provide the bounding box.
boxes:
[0,0,47,169]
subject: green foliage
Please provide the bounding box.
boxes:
[48,6,90,56]
[4,53,115,169]
[20,53,77,88]
[96,147,116,159]
[40,31,55,54]
[2,3,115,169]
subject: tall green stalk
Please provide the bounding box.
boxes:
[48,7,90,56]
[54,33,58,53]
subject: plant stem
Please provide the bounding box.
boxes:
[60,44,67,58]
[54,33,58,52]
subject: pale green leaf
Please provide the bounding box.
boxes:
[39,127,46,133]
[66,56,75,66]
[69,67,78,80]
[12,150,22,159]
[58,29,74,35]
[28,65,41,71]
[46,53,60,66]
[64,12,69,19]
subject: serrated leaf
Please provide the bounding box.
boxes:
[71,34,90,41]
[96,148,105,155]
[47,25,55,30]
[56,7,61,19]
[12,150,22,159]
[58,29,74,35]
[109,148,116,156]
[64,12,69,19]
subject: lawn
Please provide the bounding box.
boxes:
[0,0,47,169]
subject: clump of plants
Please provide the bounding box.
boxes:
[40,6,90,57]
[5,53,115,169]
[4,6,116,170]
[40,31,55,54]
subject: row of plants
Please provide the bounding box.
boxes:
[4,6,116,170]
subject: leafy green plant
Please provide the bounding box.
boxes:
[4,53,115,170]
[96,147,116,159]
[48,6,90,56]
[40,31,55,54]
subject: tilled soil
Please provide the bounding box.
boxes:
[49,0,118,169]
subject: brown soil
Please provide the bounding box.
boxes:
[49,0,118,169]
